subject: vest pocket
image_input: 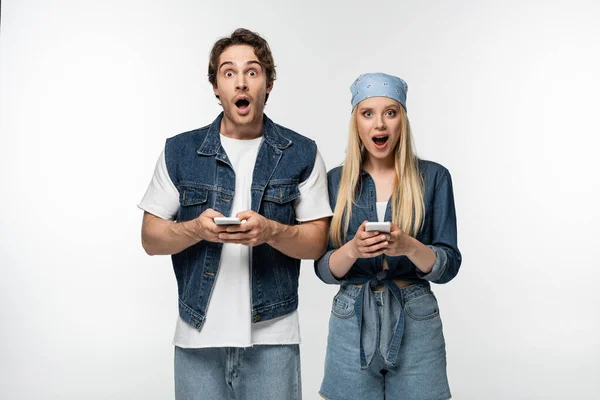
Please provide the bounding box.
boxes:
[262,182,300,224]
[178,185,209,221]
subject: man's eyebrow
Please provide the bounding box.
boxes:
[218,61,233,70]
[218,60,262,70]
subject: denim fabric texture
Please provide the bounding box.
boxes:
[319,283,451,400]
[166,112,318,330]
[175,345,301,400]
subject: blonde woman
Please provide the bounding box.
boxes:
[315,73,461,400]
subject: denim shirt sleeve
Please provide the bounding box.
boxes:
[314,168,345,285]
[315,248,345,284]
[416,169,462,284]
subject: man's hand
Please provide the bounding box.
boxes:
[192,208,229,243]
[218,210,276,247]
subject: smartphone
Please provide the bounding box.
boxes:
[214,217,241,225]
[365,222,391,233]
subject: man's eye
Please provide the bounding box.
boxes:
[225,71,233,77]
[248,70,257,76]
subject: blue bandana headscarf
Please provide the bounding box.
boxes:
[350,72,408,112]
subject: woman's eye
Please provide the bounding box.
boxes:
[386,110,396,116]
[363,111,372,117]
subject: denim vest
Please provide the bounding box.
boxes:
[165,113,317,330]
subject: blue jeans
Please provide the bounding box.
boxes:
[320,283,451,400]
[175,345,302,400]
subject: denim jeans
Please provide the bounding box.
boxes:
[174,344,301,400]
[319,283,451,400]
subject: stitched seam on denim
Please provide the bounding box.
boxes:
[178,182,235,197]
[263,187,301,203]
[331,297,354,319]
[404,289,431,303]
[405,296,440,321]
[252,294,298,313]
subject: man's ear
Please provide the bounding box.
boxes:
[266,81,273,94]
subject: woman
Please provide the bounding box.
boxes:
[315,72,461,400]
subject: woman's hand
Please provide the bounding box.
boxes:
[348,221,389,259]
[382,223,415,257]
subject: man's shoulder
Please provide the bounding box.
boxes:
[163,124,213,161]
[272,122,316,148]
[166,124,211,146]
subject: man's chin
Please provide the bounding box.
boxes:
[233,110,260,123]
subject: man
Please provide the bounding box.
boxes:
[138,28,331,399]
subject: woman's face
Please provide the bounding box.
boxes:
[355,97,403,164]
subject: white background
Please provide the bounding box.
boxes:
[1,0,599,399]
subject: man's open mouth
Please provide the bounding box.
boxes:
[235,99,250,109]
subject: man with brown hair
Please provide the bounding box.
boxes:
[138,28,331,399]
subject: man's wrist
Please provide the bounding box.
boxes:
[266,219,282,246]
[179,219,202,242]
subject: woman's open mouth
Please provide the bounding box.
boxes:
[372,135,389,148]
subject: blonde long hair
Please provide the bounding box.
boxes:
[330,106,425,247]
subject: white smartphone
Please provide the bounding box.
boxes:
[365,222,391,233]
[214,217,241,225]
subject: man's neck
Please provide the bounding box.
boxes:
[219,115,264,140]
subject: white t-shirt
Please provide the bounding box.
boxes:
[376,201,388,223]
[138,134,332,348]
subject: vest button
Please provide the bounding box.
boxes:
[253,314,261,322]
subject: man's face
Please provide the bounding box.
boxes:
[213,44,272,129]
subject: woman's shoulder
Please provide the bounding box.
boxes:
[418,159,450,178]
[418,159,452,191]
[327,165,344,181]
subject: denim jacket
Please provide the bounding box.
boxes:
[165,113,317,330]
[315,159,461,286]
[315,160,461,369]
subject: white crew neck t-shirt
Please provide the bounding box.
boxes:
[139,134,332,348]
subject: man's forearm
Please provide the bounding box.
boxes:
[141,212,200,256]
[266,218,329,260]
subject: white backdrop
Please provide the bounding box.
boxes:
[1,0,599,399]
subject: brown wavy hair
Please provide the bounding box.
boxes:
[208,28,276,104]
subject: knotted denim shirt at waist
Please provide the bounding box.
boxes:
[350,270,432,370]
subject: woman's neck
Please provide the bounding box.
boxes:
[363,156,396,202]
[363,155,395,174]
